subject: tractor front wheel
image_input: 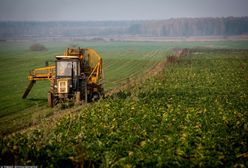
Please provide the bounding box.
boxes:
[48,92,54,107]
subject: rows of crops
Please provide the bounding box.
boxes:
[1,48,247,167]
[103,50,166,89]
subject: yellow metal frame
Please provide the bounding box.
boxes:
[26,48,102,83]
[86,48,103,84]
[28,66,55,81]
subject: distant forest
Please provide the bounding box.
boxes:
[0,17,248,40]
[129,17,248,36]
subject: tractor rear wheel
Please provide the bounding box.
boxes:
[92,92,100,101]
[75,91,81,105]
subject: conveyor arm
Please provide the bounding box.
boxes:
[22,66,55,99]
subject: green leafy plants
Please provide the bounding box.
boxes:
[1,48,247,167]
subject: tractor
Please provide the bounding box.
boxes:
[22,48,104,107]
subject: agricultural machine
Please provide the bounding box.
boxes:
[22,48,104,107]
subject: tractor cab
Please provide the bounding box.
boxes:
[54,56,84,98]
[56,60,79,78]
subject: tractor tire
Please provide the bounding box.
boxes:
[49,79,55,93]
[48,79,57,107]
[81,80,88,103]
[48,92,53,107]
[75,91,81,105]
[92,92,100,101]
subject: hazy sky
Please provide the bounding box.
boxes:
[0,0,248,21]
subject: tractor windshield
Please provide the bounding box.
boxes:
[56,61,78,77]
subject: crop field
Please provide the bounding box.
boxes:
[0,41,173,135]
[0,41,248,167]
[2,40,241,135]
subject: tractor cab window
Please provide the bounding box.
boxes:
[57,61,78,76]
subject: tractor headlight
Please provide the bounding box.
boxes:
[58,80,68,93]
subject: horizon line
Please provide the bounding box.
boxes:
[0,16,248,22]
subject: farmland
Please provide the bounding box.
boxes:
[0,41,173,135]
[0,41,248,167]
[2,40,244,135]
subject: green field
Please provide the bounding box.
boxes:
[0,41,174,135]
[3,40,241,135]
[0,41,248,167]
[1,46,247,167]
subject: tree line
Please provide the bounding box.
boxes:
[129,17,248,36]
[0,17,247,40]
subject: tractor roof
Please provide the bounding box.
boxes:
[56,55,79,59]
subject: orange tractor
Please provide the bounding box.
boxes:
[22,48,104,107]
